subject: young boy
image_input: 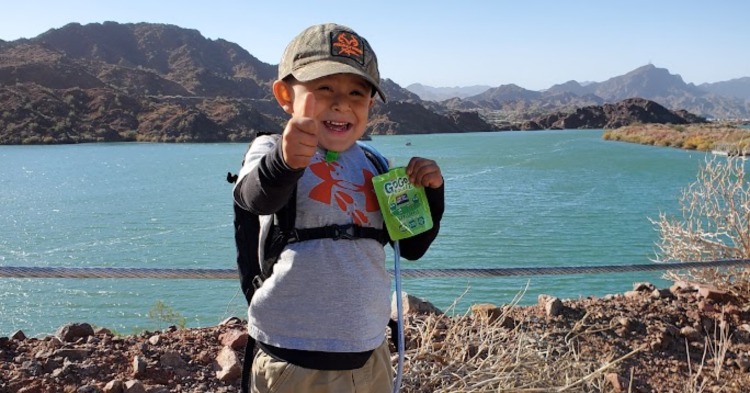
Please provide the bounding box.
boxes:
[233,23,444,393]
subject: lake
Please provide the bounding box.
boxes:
[0,130,707,336]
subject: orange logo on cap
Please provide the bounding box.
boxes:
[331,31,365,64]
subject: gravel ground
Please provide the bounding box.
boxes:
[2,280,749,393]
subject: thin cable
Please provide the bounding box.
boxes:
[2,259,749,279]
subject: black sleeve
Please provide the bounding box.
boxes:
[233,139,305,215]
[397,182,445,260]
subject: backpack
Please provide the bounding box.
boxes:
[227,133,391,392]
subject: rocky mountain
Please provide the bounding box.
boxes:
[443,87,605,125]
[515,97,706,131]
[415,65,750,121]
[380,79,424,103]
[573,65,749,120]
[1,22,735,145]
[700,77,750,101]
[0,22,495,144]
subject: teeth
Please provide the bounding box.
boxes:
[324,121,349,131]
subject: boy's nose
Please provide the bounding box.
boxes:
[330,94,350,112]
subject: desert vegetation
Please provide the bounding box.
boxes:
[653,156,750,301]
[603,123,750,153]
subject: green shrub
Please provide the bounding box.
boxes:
[147,300,187,330]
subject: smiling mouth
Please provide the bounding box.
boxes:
[323,120,351,132]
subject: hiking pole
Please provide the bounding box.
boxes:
[392,241,405,393]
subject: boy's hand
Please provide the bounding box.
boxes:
[282,92,318,169]
[407,157,443,188]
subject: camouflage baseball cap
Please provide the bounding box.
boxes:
[278,23,386,102]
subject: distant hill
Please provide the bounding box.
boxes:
[405,83,492,101]
[561,65,749,120]
[416,65,750,121]
[516,97,706,131]
[0,22,494,144]
[700,77,750,101]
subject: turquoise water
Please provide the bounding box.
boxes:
[0,131,706,336]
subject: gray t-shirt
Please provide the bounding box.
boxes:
[236,135,390,353]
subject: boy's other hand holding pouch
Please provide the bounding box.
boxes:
[407,157,443,189]
[282,92,319,170]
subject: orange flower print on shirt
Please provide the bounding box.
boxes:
[308,160,379,225]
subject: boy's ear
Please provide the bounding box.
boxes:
[273,80,294,114]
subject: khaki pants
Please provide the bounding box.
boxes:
[250,340,394,393]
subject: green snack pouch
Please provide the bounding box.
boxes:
[372,167,433,240]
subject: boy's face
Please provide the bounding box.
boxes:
[289,73,375,152]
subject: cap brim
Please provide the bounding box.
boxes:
[292,61,387,103]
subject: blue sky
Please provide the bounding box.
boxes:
[1,1,747,91]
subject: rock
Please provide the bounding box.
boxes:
[538,294,564,317]
[624,290,641,299]
[220,316,243,326]
[697,285,731,303]
[471,303,501,320]
[56,323,95,342]
[470,304,516,328]
[132,355,147,378]
[680,326,702,342]
[605,372,627,392]
[215,346,241,382]
[77,385,102,393]
[21,359,43,376]
[634,282,656,292]
[53,348,90,361]
[124,380,146,393]
[219,329,248,350]
[95,327,113,336]
[617,317,637,332]
[159,350,186,369]
[11,330,26,341]
[651,288,674,299]
[391,292,443,319]
[698,299,716,313]
[103,380,125,393]
[669,280,697,295]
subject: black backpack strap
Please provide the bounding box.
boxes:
[290,224,387,245]
[255,216,387,289]
[240,336,256,393]
[253,186,297,289]
[357,141,388,172]
[233,203,261,303]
